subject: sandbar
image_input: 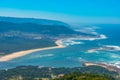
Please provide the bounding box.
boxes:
[0,40,65,62]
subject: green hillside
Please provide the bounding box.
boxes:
[0,66,118,80]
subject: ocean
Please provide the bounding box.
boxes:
[0,24,120,69]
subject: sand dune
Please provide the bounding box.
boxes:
[0,40,65,62]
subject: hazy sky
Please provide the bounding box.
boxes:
[0,0,120,24]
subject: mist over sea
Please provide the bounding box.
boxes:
[0,24,120,69]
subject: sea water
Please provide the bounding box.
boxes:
[0,24,120,69]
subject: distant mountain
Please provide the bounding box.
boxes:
[0,16,69,26]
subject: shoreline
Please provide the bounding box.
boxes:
[0,40,65,62]
[83,62,120,73]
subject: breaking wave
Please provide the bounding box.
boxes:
[61,39,83,46]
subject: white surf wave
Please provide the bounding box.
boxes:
[87,45,120,53]
[60,34,107,47]
[62,39,83,46]
[62,26,107,47]
[106,61,120,69]
[104,45,120,51]
[73,26,107,40]
[114,61,120,68]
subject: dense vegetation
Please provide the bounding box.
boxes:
[0,65,118,80]
[55,73,115,80]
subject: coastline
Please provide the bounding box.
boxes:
[0,40,65,62]
[83,62,120,73]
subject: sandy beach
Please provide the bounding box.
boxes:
[0,40,65,62]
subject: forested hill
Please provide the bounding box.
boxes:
[0,66,118,80]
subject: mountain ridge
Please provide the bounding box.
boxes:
[0,16,69,26]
